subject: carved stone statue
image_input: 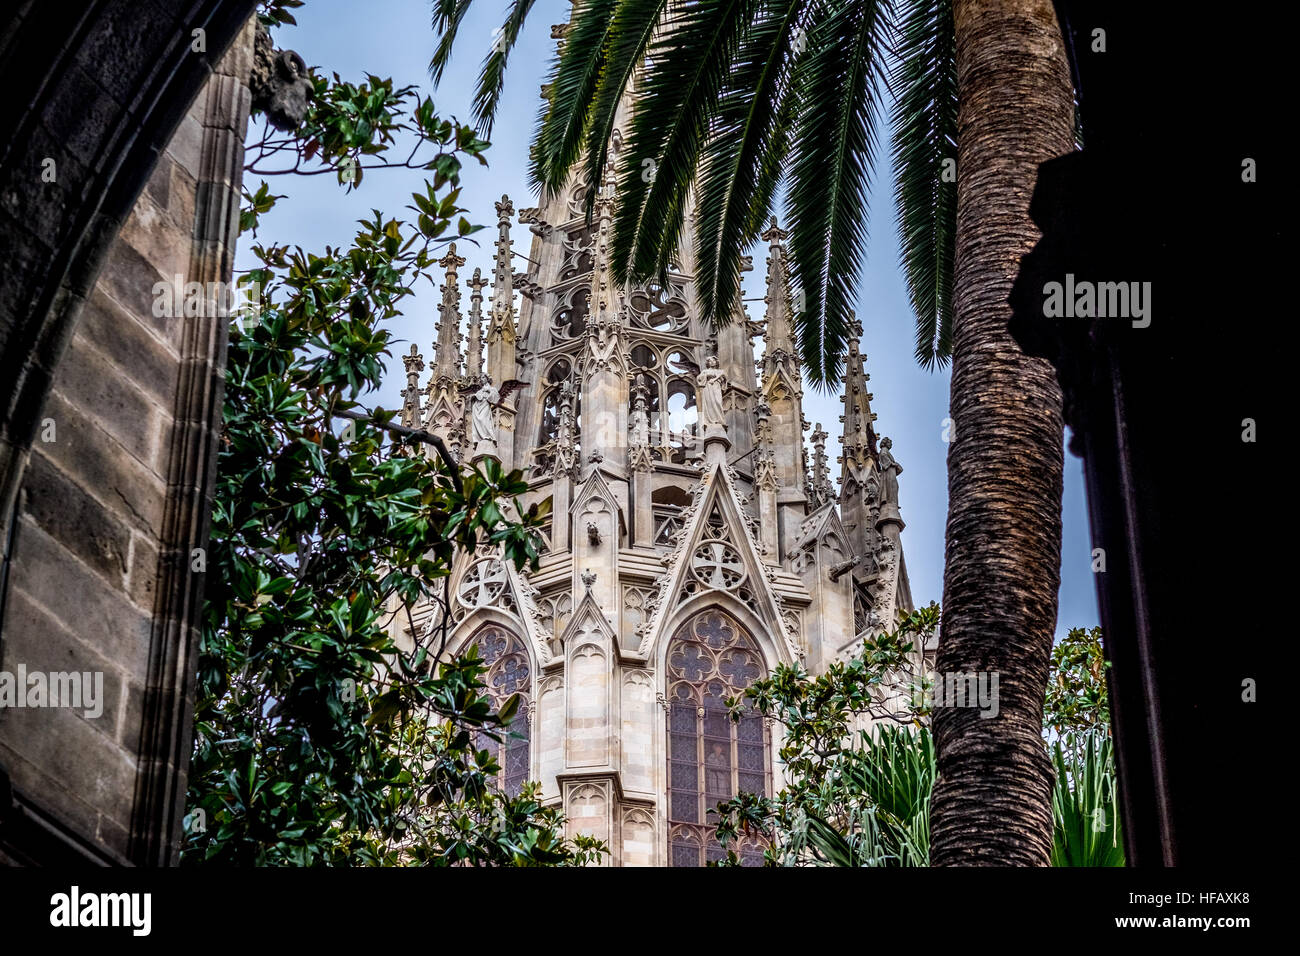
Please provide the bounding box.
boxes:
[249,24,314,131]
[696,355,727,439]
[630,374,651,446]
[471,377,500,457]
[875,436,903,527]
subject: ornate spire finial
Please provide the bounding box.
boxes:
[628,373,653,472]
[589,166,616,318]
[761,217,789,244]
[761,218,797,380]
[466,267,487,383]
[431,243,465,382]
[400,343,425,430]
[848,313,865,347]
[554,378,578,477]
[438,241,466,271]
[489,197,516,341]
[486,196,518,401]
[811,422,834,505]
[837,315,886,564]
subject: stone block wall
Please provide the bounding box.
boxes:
[0,19,254,865]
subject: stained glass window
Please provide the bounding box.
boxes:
[665,608,770,866]
[468,625,532,797]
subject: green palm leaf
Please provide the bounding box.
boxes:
[531,0,625,195]
[429,0,477,87]
[569,0,671,216]
[889,0,956,368]
[786,0,892,386]
[474,0,542,137]
[610,0,768,287]
[692,0,808,326]
[430,0,541,138]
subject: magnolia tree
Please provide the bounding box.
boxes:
[183,1,601,866]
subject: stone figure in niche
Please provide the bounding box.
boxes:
[696,356,727,438]
[470,377,500,456]
[630,374,651,446]
[464,377,526,459]
[876,436,903,526]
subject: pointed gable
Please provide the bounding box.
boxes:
[569,466,627,541]
[556,588,620,653]
[636,462,801,664]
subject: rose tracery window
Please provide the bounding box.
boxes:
[691,539,746,590]
[666,609,770,866]
[469,625,532,797]
[628,281,688,332]
[456,557,508,616]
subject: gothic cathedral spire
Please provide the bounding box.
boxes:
[758,218,808,557]
[837,314,879,560]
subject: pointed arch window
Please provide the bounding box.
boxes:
[628,343,700,464]
[468,625,532,797]
[666,608,770,866]
[534,358,580,475]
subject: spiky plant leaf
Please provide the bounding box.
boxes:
[1050,731,1125,867]
[610,0,769,288]
[692,0,808,327]
[890,0,956,368]
[471,0,542,136]
[430,0,478,86]
[570,0,673,218]
[531,0,625,195]
[786,0,892,386]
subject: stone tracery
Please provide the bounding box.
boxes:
[665,608,769,867]
[389,39,917,864]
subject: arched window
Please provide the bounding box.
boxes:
[534,358,580,475]
[468,625,532,797]
[665,608,769,866]
[628,343,701,464]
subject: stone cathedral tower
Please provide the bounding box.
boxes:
[389,20,914,867]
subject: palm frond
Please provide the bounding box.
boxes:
[469,0,542,136]
[573,0,672,217]
[786,0,892,386]
[531,0,626,195]
[889,0,956,369]
[429,0,479,87]
[610,0,770,288]
[692,0,809,328]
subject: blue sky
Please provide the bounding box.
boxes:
[238,0,1100,638]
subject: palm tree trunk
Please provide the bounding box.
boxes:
[930,0,1074,865]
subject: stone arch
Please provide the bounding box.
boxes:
[446,605,539,674]
[1,1,257,522]
[650,584,792,678]
[456,620,534,797]
[0,3,258,866]
[661,606,771,867]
